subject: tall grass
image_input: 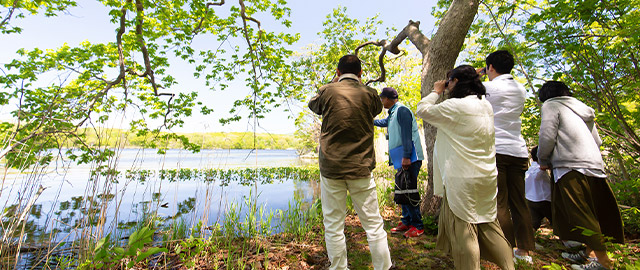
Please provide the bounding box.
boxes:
[277,197,323,239]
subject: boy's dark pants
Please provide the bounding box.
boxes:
[496,154,535,250]
[399,160,423,230]
[526,200,552,230]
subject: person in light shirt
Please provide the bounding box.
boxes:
[478,50,535,263]
[524,146,552,231]
[416,65,514,270]
[537,81,623,270]
[526,146,584,251]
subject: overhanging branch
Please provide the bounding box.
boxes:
[354,40,390,85]
[354,20,429,85]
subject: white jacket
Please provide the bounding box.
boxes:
[416,92,498,224]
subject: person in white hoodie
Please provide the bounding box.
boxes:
[537,81,624,270]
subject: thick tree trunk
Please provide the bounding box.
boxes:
[418,0,480,216]
[356,0,481,216]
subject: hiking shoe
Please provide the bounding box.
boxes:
[391,222,410,234]
[562,252,587,264]
[403,227,424,238]
[570,260,609,270]
[513,249,533,264]
[563,240,583,248]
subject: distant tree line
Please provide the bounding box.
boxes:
[78,128,299,150]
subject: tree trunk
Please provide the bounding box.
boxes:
[356,0,480,216]
[417,0,480,216]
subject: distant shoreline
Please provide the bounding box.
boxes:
[78,129,301,150]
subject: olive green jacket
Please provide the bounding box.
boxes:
[308,74,383,180]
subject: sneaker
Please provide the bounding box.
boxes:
[562,252,587,264]
[390,222,410,234]
[513,249,533,264]
[570,260,609,270]
[403,227,424,238]
[563,240,583,248]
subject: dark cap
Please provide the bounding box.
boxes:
[379,87,398,99]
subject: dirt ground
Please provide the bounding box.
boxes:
[177,205,640,270]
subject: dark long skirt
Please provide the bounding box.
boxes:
[551,170,624,251]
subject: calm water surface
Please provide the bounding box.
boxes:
[1,149,319,247]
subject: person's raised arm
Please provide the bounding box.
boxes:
[308,87,325,115]
[415,80,456,129]
[591,123,602,147]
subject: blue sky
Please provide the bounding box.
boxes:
[0,1,437,134]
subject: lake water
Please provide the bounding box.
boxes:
[0,149,320,249]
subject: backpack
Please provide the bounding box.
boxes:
[394,169,421,206]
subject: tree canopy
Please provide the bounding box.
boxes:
[456,0,640,184]
[1,0,299,169]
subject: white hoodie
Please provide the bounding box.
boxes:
[537,96,604,171]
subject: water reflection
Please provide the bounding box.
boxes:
[0,149,321,269]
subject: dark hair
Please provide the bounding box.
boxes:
[449,65,486,99]
[485,50,514,74]
[337,54,362,75]
[538,81,572,103]
[531,146,538,162]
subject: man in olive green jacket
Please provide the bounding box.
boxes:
[308,54,390,270]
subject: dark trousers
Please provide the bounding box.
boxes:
[496,154,535,251]
[552,170,624,251]
[526,200,552,231]
[399,161,423,230]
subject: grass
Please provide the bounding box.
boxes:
[7,202,640,269]
[153,176,640,270]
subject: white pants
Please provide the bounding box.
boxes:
[320,175,392,270]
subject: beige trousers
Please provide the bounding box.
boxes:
[320,175,392,270]
[436,194,515,270]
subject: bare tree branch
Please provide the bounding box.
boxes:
[238,0,262,91]
[238,0,263,81]
[354,40,388,85]
[131,0,175,129]
[0,1,19,31]
[354,20,430,85]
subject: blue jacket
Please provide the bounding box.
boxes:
[374,103,424,165]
